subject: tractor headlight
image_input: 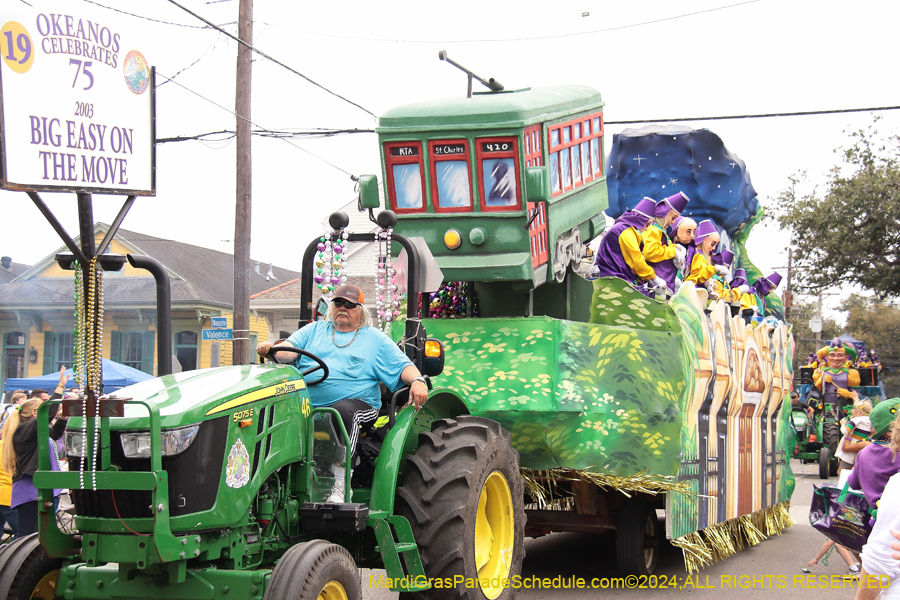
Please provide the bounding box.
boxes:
[67,425,200,458]
[120,425,200,458]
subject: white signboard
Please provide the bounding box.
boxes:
[0,2,155,194]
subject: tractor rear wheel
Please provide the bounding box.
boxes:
[396,416,524,600]
[0,534,64,600]
[264,539,360,600]
[615,499,660,576]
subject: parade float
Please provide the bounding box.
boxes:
[352,76,799,574]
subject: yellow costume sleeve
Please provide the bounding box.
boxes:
[641,226,676,262]
[848,369,860,387]
[619,228,656,281]
[685,253,715,285]
[739,292,754,310]
[813,369,823,390]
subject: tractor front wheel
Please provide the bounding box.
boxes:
[818,447,832,479]
[0,534,64,600]
[396,416,525,600]
[263,540,360,600]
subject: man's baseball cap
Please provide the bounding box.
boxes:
[332,284,364,304]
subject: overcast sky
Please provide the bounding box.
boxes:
[3,0,898,317]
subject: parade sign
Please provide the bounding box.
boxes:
[0,2,155,195]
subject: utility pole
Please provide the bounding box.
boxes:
[233,0,253,365]
[816,290,822,348]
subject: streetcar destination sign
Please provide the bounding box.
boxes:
[0,1,155,195]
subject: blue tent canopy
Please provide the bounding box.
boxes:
[3,359,153,393]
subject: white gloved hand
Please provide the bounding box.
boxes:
[737,284,750,295]
[651,276,667,291]
[715,264,729,277]
[673,278,683,292]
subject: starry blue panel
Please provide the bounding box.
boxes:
[606,126,760,236]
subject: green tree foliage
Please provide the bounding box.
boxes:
[774,123,900,296]
[787,298,841,372]
[841,294,900,396]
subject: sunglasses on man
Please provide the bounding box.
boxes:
[332,299,360,309]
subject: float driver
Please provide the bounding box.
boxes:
[256,284,428,501]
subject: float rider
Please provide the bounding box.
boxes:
[642,192,690,295]
[593,197,667,294]
[750,272,782,318]
[684,219,719,295]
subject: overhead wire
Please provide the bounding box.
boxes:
[155,71,357,178]
[255,0,759,44]
[80,0,210,28]
[606,105,900,125]
[164,0,376,118]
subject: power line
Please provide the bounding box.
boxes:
[256,0,759,44]
[165,0,376,118]
[607,105,900,125]
[80,0,209,28]
[157,128,374,144]
[155,71,356,178]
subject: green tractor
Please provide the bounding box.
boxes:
[0,218,525,600]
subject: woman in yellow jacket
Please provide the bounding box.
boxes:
[684,219,719,292]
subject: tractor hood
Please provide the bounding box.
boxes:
[81,364,307,429]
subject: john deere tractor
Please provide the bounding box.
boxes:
[0,214,525,600]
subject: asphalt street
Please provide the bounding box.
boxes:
[362,458,871,599]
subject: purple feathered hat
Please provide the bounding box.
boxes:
[694,219,718,243]
[712,249,735,266]
[729,268,748,288]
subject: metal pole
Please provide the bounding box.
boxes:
[233,0,253,365]
[76,192,101,397]
[126,254,173,376]
[816,290,822,348]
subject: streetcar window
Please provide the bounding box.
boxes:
[547,111,604,197]
[393,164,423,209]
[591,138,601,176]
[550,152,560,193]
[429,139,472,212]
[435,161,471,208]
[476,136,521,211]
[483,158,517,207]
[581,141,590,177]
[384,141,426,213]
[571,145,582,184]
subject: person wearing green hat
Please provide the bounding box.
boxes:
[854,407,900,600]
[847,397,900,509]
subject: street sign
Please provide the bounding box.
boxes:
[210,317,227,329]
[202,329,233,341]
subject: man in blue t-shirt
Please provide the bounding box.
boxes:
[256,284,428,501]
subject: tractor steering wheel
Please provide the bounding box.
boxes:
[266,346,329,386]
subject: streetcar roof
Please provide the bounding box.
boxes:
[377,86,605,133]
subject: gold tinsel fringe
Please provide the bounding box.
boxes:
[672,501,795,573]
[520,467,692,509]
